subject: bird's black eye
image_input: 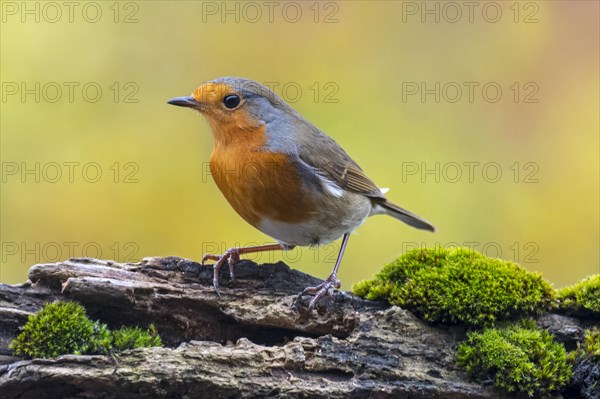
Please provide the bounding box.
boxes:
[223,94,240,109]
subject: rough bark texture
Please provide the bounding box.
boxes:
[0,257,585,398]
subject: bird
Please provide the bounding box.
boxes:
[168,77,435,312]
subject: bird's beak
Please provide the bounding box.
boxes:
[167,96,203,109]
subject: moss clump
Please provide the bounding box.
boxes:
[568,328,600,399]
[10,301,111,358]
[581,328,600,356]
[558,274,600,318]
[10,301,162,359]
[353,247,555,326]
[112,324,162,351]
[457,320,572,397]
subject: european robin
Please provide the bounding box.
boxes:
[168,77,435,312]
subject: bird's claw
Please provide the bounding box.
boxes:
[292,273,341,313]
[201,248,240,297]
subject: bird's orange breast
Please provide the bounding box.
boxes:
[209,123,316,229]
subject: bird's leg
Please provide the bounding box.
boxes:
[202,243,291,297]
[292,233,350,313]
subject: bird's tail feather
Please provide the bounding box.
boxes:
[375,199,436,232]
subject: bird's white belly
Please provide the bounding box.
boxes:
[257,216,367,247]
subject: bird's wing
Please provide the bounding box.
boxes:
[296,130,384,199]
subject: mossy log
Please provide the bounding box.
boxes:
[0,257,590,398]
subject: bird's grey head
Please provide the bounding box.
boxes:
[210,77,301,126]
[167,77,312,151]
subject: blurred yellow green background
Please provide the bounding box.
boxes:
[1,1,598,289]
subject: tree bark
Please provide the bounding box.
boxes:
[0,257,543,398]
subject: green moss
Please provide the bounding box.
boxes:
[558,274,600,318]
[10,301,163,359]
[456,320,572,397]
[112,324,162,351]
[9,301,110,358]
[582,328,600,357]
[352,247,555,326]
[568,328,600,399]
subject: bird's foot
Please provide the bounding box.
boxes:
[292,272,341,313]
[202,248,240,297]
